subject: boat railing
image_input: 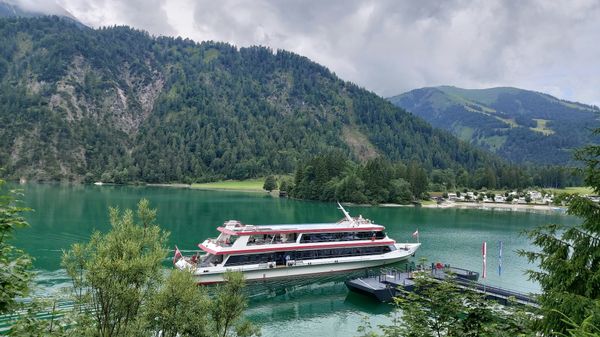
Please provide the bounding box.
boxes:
[210,240,233,247]
[246,238,290,246]
[335,217,373,225]
[243,235,387,246]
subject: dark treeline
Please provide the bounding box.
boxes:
[290,153,422,204]
[288,152,581,204]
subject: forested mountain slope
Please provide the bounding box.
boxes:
[0,17,500,183]
[389,86,600,165]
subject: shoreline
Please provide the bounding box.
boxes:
[130,183,569,213]
[419,201,566,213]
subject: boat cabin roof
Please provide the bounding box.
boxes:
[217,219,384,236]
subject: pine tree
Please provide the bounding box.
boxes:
[0,179,32,315]
[263,175,277,192]
[520,133,600,334]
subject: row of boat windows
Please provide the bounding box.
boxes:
[216,231,387,248]
[224,245,393,266]
[299,231,386,243]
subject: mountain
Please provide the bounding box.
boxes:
[0,17,501,183]
[389,86,600,165]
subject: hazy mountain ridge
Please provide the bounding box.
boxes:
[389,86,600,165]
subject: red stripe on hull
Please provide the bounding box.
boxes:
[198,240,396,255]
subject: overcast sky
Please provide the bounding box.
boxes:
[16,0,600,105]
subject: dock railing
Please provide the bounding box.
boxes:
[361,266,538,307]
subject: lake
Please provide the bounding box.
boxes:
[13,183,578,337]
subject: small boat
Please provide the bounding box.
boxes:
[174,203,421,284]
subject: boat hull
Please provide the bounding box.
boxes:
[191,243,420,284]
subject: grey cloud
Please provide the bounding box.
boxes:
[60,0,175,36]
[7,0,76,17]
[188,0,600,105]
[20,0,600,105]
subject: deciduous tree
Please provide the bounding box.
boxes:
[62,199,169,337]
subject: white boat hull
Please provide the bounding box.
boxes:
[187,243,420,284]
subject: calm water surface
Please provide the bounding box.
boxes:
[14,184,579,337]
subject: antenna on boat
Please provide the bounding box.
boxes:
[337,202,355,224]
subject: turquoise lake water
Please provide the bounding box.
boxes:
[12,184,578,336]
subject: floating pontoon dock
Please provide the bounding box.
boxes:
[345,265,538,307]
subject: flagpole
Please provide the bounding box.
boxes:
[412,229,420,243]
[498,240,503,277]
[482,241,487,294]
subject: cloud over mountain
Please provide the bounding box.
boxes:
[11,0,600,105]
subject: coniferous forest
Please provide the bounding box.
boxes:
[0,17,494,180]
[0,16,581,198]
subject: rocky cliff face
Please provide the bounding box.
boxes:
[45,56,164,134]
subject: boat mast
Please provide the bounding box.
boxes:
[337,202,355,225]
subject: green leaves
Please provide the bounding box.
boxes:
[61,198,169,337]
[0,179,32,315]
[519,135,600,335]
[57,199,259,337]
[358,274,535,337]
[144,270,211,337]
[210,272,259,337]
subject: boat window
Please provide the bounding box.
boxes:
[225,252,276,266]
[200,254,223,267]
[299,231,386,243]
[216,235,237,247]
[247,233,299,245]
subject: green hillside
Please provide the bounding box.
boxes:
[389,86,600,165]
[0,17,502,183]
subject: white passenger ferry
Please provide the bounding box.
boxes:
[174,203,420,284]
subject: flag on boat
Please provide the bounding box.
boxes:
[498,240,503,276]
[482,241,487,279]
[412,229,419,243]
[173,245,182,264]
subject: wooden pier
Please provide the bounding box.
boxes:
[345,266,538,307]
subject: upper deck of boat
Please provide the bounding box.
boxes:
[217,218,385,236]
